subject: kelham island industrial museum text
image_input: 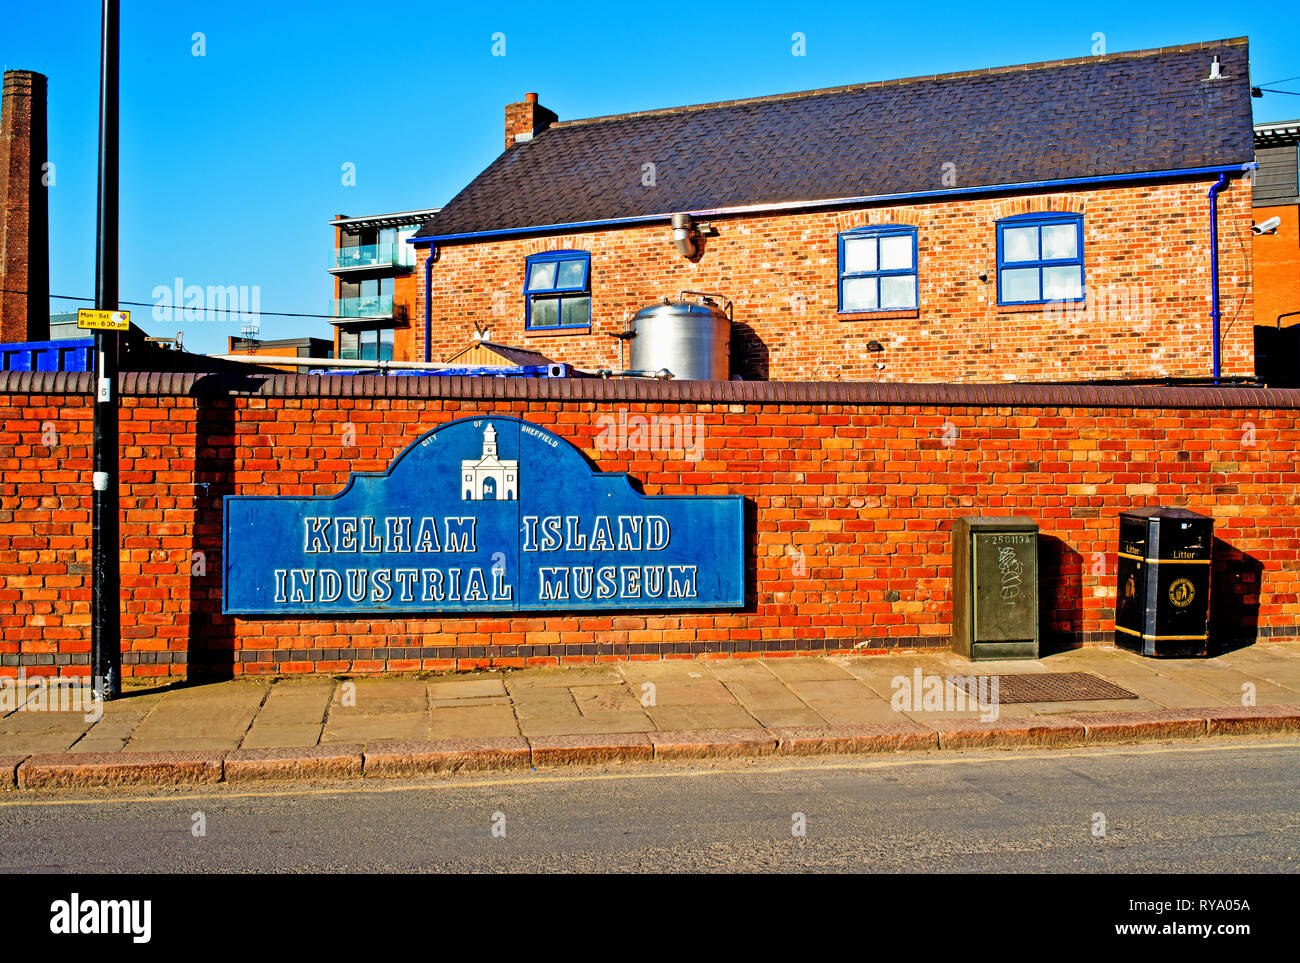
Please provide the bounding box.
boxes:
[275,513,696,605]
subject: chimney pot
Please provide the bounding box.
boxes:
[525,92,538,104]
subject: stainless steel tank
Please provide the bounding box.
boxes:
[628,291,731,381]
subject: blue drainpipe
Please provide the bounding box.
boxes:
[422,245,440,363]
[1207,174,1229,384]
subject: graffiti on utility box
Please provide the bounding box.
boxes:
[222,417,745,614]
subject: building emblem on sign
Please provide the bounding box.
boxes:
[461,423,517,501]
[223,416,744,614]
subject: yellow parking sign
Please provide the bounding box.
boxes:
[77,308,130,331]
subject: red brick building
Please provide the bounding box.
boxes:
[1252,120,1299,331]
[410,39,1256,383]
[328,209,437,364]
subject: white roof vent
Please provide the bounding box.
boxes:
[1205,55,1227,81]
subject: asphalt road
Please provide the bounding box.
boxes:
[0,739,1296,873]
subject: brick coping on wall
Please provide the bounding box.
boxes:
[4,370,1300,409]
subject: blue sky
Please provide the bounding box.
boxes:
[4,0,1299,353]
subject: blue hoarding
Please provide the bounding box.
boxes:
[223,416,744,614]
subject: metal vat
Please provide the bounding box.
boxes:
[628,291,731,381]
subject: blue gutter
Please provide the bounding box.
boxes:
[1207,174,1229,385]
[423,246,440,363]
[405,162,1254,246]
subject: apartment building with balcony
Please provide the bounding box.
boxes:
[330,209,439,361]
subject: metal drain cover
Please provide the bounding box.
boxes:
[946,671,1138,704]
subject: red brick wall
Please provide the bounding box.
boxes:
[1,374,1297,679]
[415,177,1255,382]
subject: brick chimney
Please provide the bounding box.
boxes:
[504,92,557,151]
[0,70,49,343]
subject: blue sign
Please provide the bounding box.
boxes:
[223,416,744,614]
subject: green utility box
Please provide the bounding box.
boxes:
[1115,507,1213,657]
[951,516,1039,661]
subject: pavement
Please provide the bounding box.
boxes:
[3,642,1300,789]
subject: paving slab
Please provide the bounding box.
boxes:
[0,711,95,734]
[253,685,334,725]
[645,704,761,731]
[67,738,127,754]
[723,680,808,711]
[125,736,245,753]
[617,662,711,683]
[155,683,269,710]
[332,681,426,715]
[763,658,855,682]
[1208,659,1300,695]
[572,685,643,715]
[127,709,258,743]
[899,703,1041,723]
[1110,673,1236,708]
[642,680,737,706]
[1156,667,1300,705]
[746,706,828,727]
[320,713,430,744]
[705,661,777,682]
[0,732,87,754]
[511,690,581,719]
[1047,650,1160,678]
[518,711,655,738]
[81,717,146,742]
[429,695,512,708]
[1212,644,1300,671]
[428,679,507,700]
[505,667,622,688]
[804,698,911,726]
[240,723,325,749]
[786,679,879,702]
[429,705,521,739]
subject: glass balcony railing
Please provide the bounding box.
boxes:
[329,243,414,272]
[332,294,396,318]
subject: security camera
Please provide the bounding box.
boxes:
[1253,216,1281,235]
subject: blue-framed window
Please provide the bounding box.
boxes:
[524,250,591,329]
[996,213,1085,305]
[837,226,918,313]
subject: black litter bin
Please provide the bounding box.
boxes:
[1115,508,1213,657]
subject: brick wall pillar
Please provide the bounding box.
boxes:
[0,70,49,343]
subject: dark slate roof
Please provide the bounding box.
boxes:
[416,38,1254,242]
